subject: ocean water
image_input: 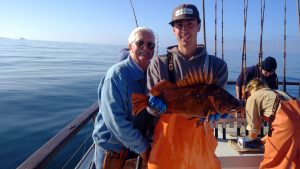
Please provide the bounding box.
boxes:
[0,38,299,169]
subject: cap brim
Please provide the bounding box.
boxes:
[169,17,197,25]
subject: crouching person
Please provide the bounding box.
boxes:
[244,78,300,169]
[92,27,156,169]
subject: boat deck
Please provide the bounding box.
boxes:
[76,130,264,169]
[216,138,263,169]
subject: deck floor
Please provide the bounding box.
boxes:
[215,125,264,169]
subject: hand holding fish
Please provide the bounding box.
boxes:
[132,70,243,118]
[148,95,167,116]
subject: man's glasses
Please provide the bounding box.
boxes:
[133,40,155,50]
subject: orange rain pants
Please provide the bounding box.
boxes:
[148,114,221,169]
[260,100,300,169]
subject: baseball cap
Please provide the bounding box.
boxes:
[262,56,277,72]
[169,4,200,26]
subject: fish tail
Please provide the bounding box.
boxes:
[132,93,149,116]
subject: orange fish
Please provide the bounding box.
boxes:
[132,70,243,117]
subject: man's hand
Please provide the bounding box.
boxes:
[243,136,264,149]
[140,147,151,165]
[147,95,166,116]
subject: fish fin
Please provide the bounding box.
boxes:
[150,80,174,96]
[176,69,216,88]
[132,93,148,116]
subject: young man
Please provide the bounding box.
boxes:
[92,27,155,169]
[236,56,278,99]
[146,4,228,169]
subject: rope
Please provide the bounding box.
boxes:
[62,131,93,169]
[241,0,249,98]
[283,0,287,92]
[129,0,139,28]
[214,0,218,57]
[202,0,207,47]
[258,0,266,76]
[221,0,224,60]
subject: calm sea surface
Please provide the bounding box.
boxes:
[0,38,299,169]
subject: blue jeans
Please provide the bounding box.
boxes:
[94,144,105,169]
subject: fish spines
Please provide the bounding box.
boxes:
[176,69,210,87]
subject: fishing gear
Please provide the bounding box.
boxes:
[298,0,300,34]
[258,0,266,75]
[221,0,224,60]
[241,0,249,100]
[214,0,218,57]
[283,0,287,92]
[202,0,207,47]
[129,0,139,28]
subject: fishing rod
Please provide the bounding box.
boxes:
[129,0,139,28]
[214,0,218,57]
[258,0,266,75]
[129,0,159,55]
[240,0,249,137]
[298,0,300,34]
[283,0,287,92]
[221,0,224,60]
[241,0,249,99]
[202,0,207,47]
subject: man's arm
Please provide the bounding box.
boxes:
[101,74,150,154]
[236,85,241,99]
[236,71,244,99]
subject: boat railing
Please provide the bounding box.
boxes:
[17,81,299,169]
[17,102,99,169]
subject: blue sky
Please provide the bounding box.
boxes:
[1,0,299,53]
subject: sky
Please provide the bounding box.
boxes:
[1,0,299,53]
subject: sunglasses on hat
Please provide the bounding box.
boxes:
[133,40,155,50]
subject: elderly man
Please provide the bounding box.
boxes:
[92,27,155,169]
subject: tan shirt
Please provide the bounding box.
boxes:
[245,88,291,133]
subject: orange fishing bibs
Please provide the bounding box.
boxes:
[148,114,221,169]
[260,100,300,169]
